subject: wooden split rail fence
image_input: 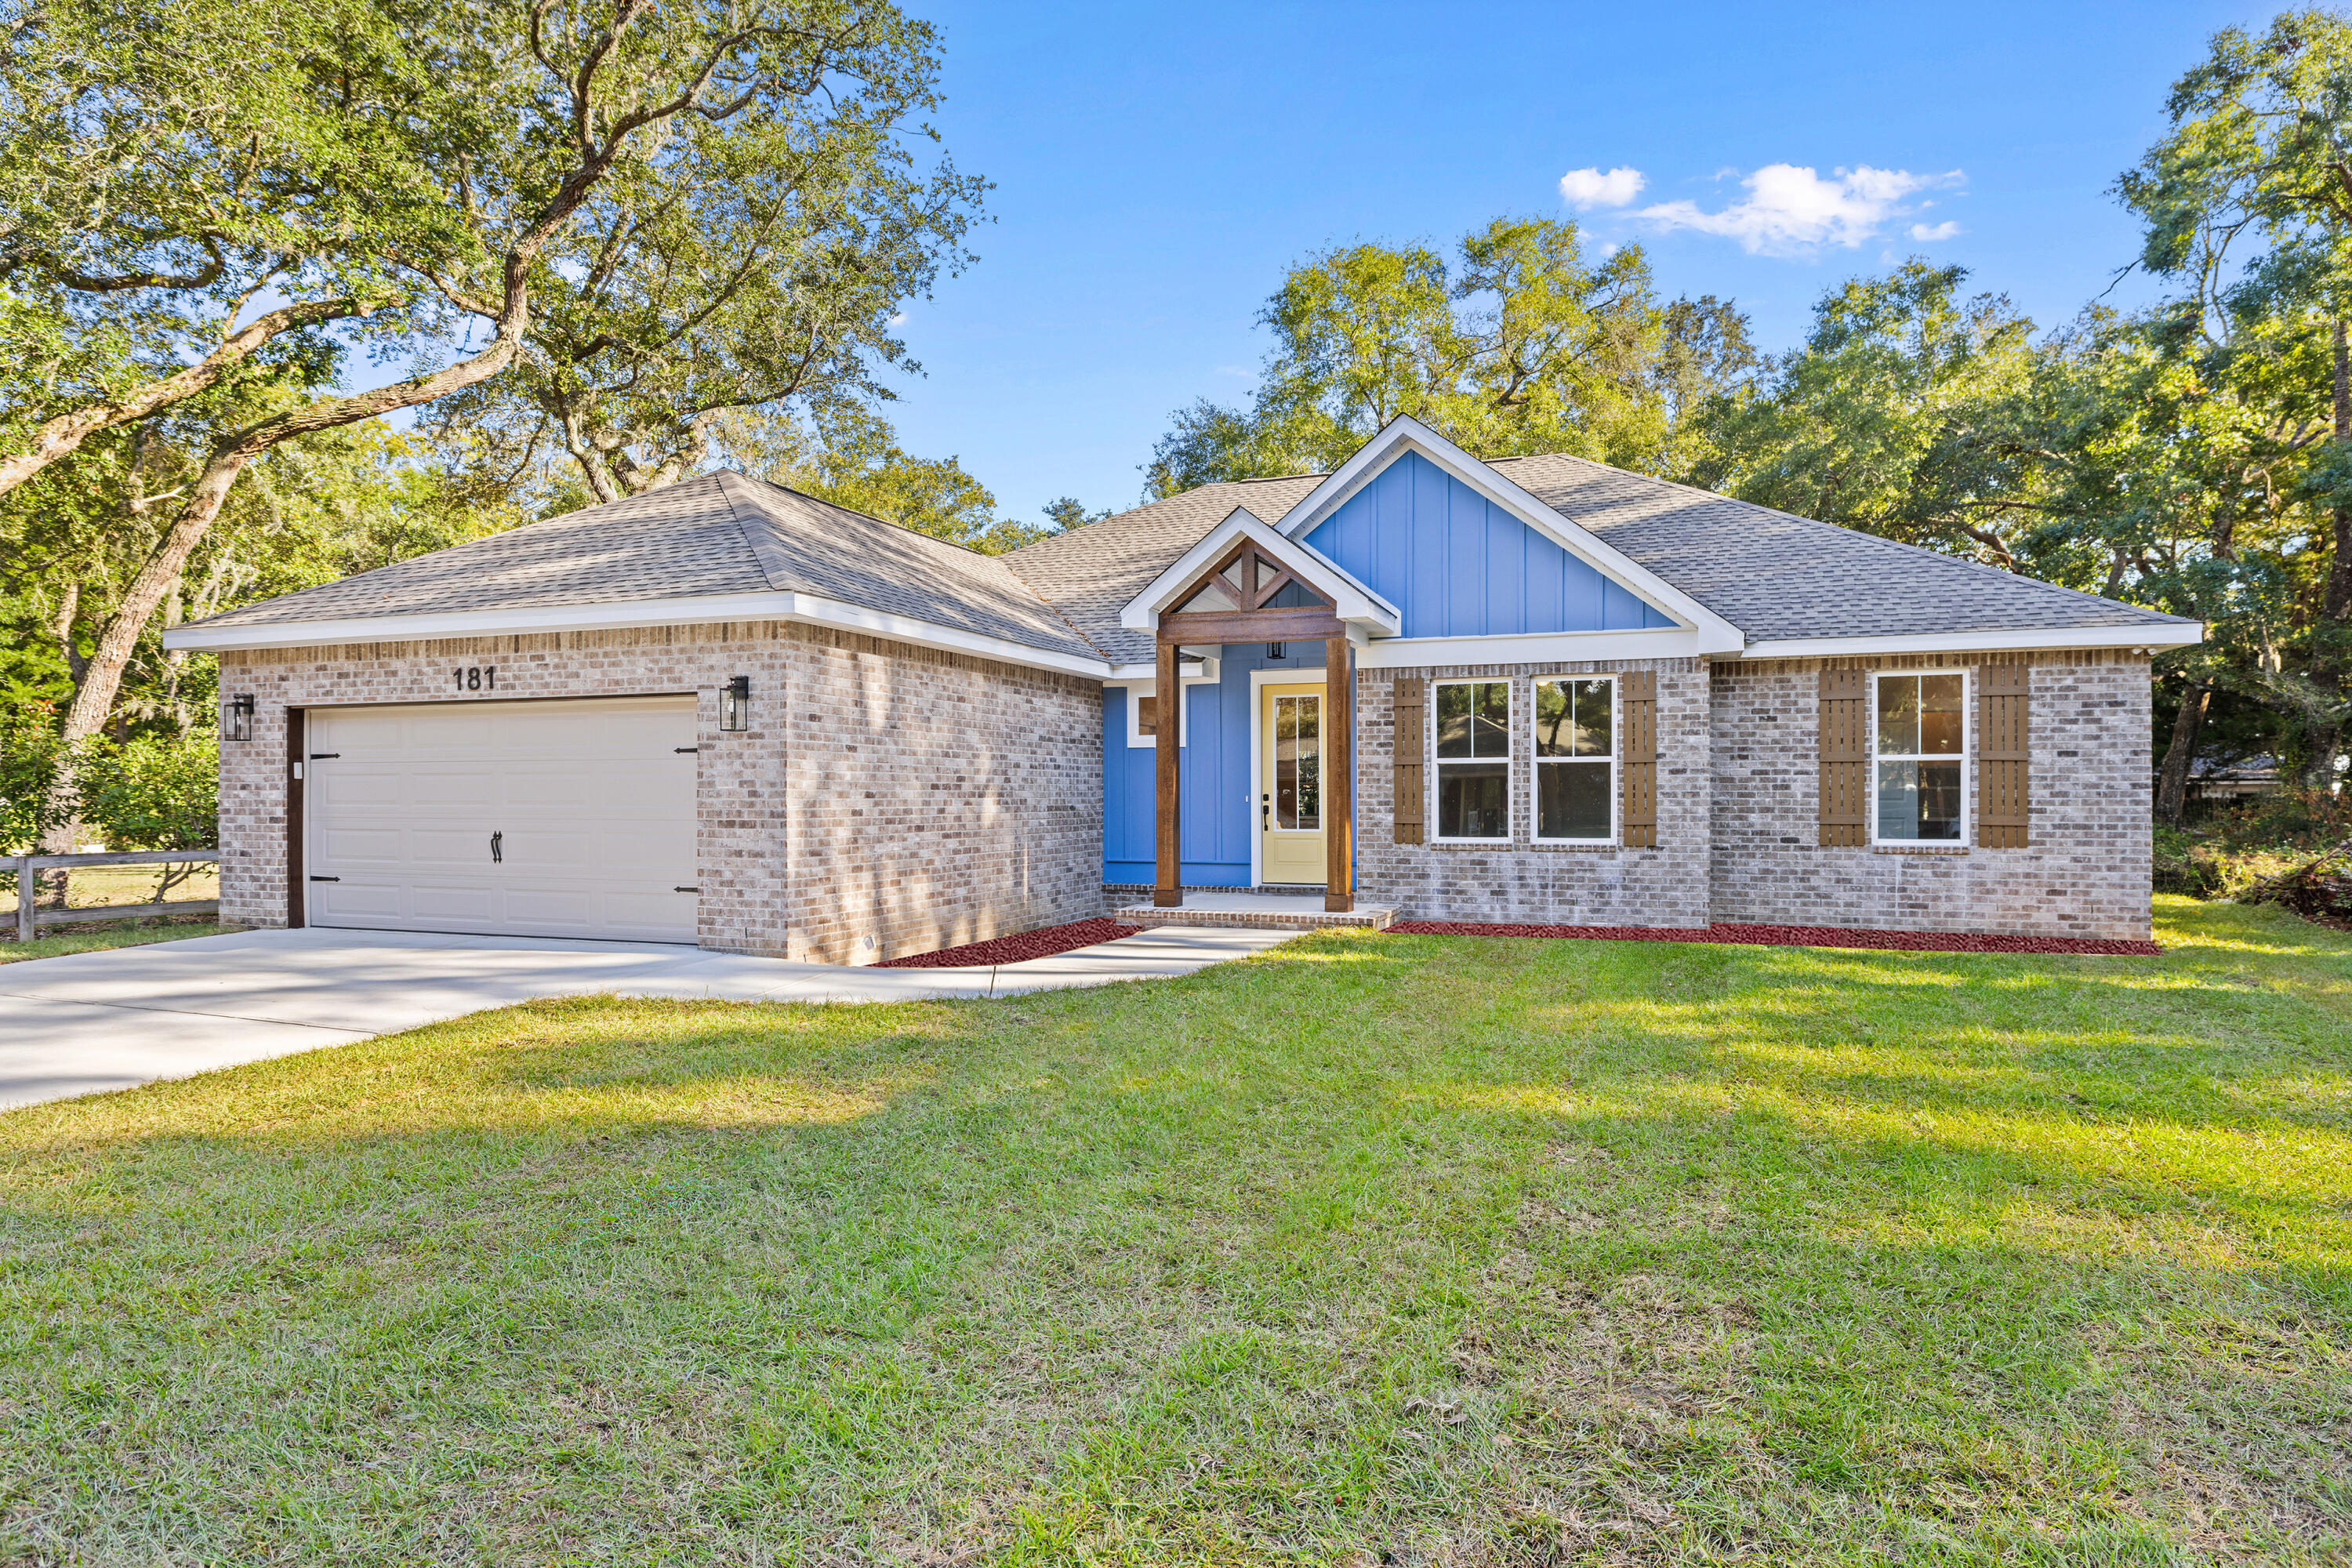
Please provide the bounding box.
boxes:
[3,849,221,943]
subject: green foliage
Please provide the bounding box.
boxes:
[1145,217,1755,497]
[0,706,215,854]
[74,729,219,851]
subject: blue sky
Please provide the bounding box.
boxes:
[878,0,2277,523]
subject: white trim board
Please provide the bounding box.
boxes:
[1735,623,2203,660]
[165,590,1117,680]
[1269,416,1746,655]
[1357,627,1700,669]
[1106,670,1221,748]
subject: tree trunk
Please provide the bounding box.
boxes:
[40,453,255,848]
[2314,319,2352,788]
[2156,676,2210,826]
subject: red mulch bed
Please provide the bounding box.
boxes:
[1387,920,2161,956]
[875,917,1145,968]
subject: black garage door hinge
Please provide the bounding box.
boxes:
[310,875,339,882]
[673,886,699,893]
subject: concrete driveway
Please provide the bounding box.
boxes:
[0,924,1294,1110]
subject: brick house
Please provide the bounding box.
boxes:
[166,418,2200,960]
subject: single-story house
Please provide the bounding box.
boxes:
[165,417,2202,960]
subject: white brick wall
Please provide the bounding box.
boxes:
[1708,652,2154,941]
[1352,658,1714,927]
[216,621,1103,964]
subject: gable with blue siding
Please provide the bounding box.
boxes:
[1299,450,1675,637]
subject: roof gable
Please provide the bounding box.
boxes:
[1272,417,1744,652]
[1117,508,1399,633]
[1297,450,1675,639]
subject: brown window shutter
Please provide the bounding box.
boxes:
[1136,694,1159,738]
[1392,676,1425,844]
[1619,670,1658,848]
[1818,667,1867,846]
[1976,663,2030,848]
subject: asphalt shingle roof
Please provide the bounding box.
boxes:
[189,452,2194,662]
[1001,474,1327,666]
[1488,453,2191,641]
[197,470,1102,662]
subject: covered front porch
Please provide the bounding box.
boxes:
[1109,513,1402,919]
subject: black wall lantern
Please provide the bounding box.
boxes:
[223,693,255,742]
[720,675,751,731]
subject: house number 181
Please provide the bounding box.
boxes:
[453,666,496,691]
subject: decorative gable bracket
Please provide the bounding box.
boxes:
[1117,509,1400,639]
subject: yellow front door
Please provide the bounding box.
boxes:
[1259,682,1326,885]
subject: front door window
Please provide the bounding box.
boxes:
[1261,682,1327,884]
[1274,695,1320,829]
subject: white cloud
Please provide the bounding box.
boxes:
[1636,164,1964,256]
[1558,165,1646,209]
[1907,220,1962,241]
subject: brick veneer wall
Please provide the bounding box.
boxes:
[215,620,1103,964]
[1708,651,2154,942]
[1352,657,1713,927]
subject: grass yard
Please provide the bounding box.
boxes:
[0,920,228,964]
[2,897,2348,1565]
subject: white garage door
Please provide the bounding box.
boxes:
[305,696,700,942]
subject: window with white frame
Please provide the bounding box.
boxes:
[1872,671,1966,842]
[1534,677,1613,840]
[1434,679,1511,840]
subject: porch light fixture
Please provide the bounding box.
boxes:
[720,675,751,731]
[1265,642,1284,660]
[223,693,255,742]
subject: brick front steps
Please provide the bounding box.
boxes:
[1112,893,1399,933]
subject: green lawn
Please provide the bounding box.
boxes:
[3,897,2347,1565]
[0,918,228,964]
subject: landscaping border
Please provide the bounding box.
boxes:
[1386,920,2162,956]
[874,917,1145,968]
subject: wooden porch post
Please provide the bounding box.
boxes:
[1324,633,1354,913]
[1153,634,1182,906]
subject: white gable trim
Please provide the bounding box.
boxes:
[1117,508,1402,634]
[164,590,1117,680]
[1270,416,1746,655]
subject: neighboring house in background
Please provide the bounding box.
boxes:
[165,418,2202,959]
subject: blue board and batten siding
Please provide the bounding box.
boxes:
[1100,449,1673,886]
[1103,642,1322,887]
[1301,451,1672,637]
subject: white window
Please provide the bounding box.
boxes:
[1871,671,1967,843]
[1533,677,1613,841]
[1434,679,1512,840]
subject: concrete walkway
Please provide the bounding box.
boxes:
[0,924,1295,1110]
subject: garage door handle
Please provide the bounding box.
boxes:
[490,831,503,864]
[310,876,339,883]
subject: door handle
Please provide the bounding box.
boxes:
[490,831,503,864]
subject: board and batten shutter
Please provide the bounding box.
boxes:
[1818,667,1868,847]
[1619,670,1658,848]
[1392,676,1425,844]
[1976,662,2030,848]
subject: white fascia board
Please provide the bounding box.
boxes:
[1116,507,1402,634]
[163,590,1117,680]
[1356,627,1702,669]
[1269,416,1747,655]
[1735,622,2205,660]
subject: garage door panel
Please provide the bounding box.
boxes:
[307,697,699,942]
